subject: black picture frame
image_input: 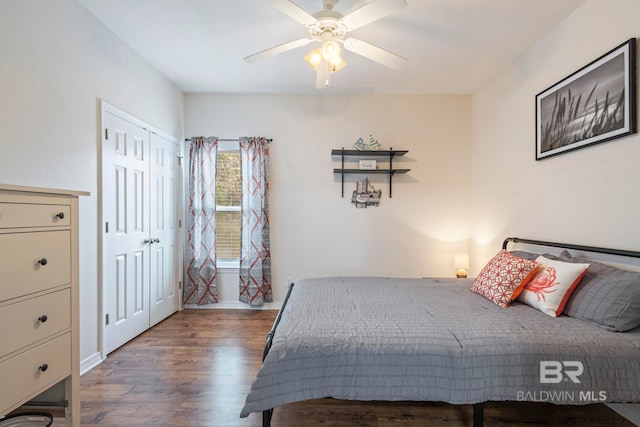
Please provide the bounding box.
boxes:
[535,38,636,160]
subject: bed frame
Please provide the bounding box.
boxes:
[259,237,640,427]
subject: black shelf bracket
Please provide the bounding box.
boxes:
[341,147,345,197]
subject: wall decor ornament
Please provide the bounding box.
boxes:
[353,135,382,151]
[368,134,381,150]
[351,178,381,208]
[353,137,367,150]
[535,38,636,160]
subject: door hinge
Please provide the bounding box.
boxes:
[178,219,182,228]
[179,280,182,290]
[105,222,109,233]
[105,128,109,140]
[177,156,182,166]
[105,313,110,325]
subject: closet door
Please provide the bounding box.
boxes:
[102,105,180,355]
[102,111,151,355]
[149,133,179,326]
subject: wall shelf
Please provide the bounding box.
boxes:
[331,148,410,198]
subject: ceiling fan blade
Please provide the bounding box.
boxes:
[267,0,317,26]
[343,37,407,70]
[244,38,312,63]
[316,60,331,89]
[340,0,407,31]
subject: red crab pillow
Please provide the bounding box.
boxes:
[518,256,590,317]
[470,250,541,307]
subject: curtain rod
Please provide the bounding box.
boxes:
[184,137,272,142]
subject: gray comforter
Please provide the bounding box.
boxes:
[240,277,640,417]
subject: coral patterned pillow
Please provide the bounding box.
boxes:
[471,250,541,307]
[518,256,590,317]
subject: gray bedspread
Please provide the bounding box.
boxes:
[240,277,640,417]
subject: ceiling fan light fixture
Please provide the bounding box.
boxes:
[305,47,346,73]
[304,48,323,70]
[329,55,346,72]
[321,40,341,61]
[250,0,408,89]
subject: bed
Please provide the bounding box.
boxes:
[240,238,640,426]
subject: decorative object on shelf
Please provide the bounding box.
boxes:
[331,148,410,198]
[535,38,636,160]
[358,159,376,170]
[353,135,382,151]
[353,137,367,150]
[351,178,381,208]
[455,253,470,278]
[368,134,381,150]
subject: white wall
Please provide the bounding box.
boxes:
[0,0,184,365]
[186,94,472,303]
[470,0,640,273]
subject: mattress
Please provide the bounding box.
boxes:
[240,276,640,417]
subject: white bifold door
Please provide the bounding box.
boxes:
[102,106,180,355]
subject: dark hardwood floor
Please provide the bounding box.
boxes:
[52,309,635,426]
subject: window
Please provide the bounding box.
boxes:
[216,141,241,266]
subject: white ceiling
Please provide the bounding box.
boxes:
[76,0,585,95]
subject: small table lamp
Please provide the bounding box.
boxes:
[454,253,470,278]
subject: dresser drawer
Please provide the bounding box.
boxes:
[0,289,71,358]
[0,231,71,302]
[0,333,71,414]
[0,203,70,229]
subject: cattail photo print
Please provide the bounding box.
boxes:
[535,38,636,160]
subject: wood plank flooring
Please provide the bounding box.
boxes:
[53,309,635,426]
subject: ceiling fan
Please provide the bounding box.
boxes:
[244,0,408,89]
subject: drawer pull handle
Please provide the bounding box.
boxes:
[38,258,48,266]
[38,315,48,323]
[39,364,49,372]
[55,212,65,219]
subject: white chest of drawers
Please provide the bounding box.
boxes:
[0,184,87,426]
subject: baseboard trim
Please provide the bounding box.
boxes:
[184,301,282,310]
[80,351,104,375]
[606,403,640,425]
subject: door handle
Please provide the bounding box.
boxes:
[144,239,154,244]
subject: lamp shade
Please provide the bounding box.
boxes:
[304,49,323,70]
[454,253,470,269]
[321,40,341,61]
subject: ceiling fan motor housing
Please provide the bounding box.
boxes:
[310,10,346,42]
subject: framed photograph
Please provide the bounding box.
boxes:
[535,38,636,160]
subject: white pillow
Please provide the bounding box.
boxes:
[518,256,590,317]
